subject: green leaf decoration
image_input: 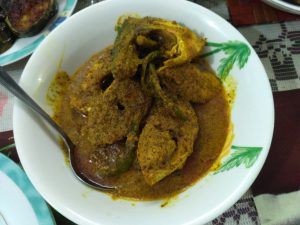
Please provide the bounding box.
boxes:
[202,41,251,80]
[215,145,262,174]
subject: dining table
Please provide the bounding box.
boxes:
[1,0,300,224]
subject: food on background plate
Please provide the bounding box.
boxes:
[49,16,232,200]
[0,8,15,54]
[0,0,58,53]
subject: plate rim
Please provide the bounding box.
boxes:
[0,153,56,225]
[262,0,300,15]
[0,0,78,66]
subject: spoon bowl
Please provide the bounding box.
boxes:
[0,66,114,191]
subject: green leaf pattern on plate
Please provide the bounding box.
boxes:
[215,145,263,174]
[203,41,251,80]
[201,40,259,173]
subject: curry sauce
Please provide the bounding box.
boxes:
[49,16,231,200]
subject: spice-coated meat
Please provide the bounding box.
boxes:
[137,100,199,185]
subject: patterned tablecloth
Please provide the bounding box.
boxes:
[1,0,300,225]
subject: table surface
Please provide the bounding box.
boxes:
[1,1,300,225]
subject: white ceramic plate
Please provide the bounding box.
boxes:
[0,0,77,66]
[13,0,274,225]
[263,0,300,15]
[0,154,55,225]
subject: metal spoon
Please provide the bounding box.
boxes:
[0,67,114,190]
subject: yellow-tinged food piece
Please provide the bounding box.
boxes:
[68,46,113,116]
[159,61,222,103]
[112,16,206,79]
[111,17,141,80]
[1,0,58,37]
[140,17,205,70]
[81,79,151,146]
[137,100,199,185]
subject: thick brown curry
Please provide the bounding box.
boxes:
[49,16,231,200]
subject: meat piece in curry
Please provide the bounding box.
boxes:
[81,78,151,146]
[68,47,113,117]
[112,16,206,79]
[50,15,232,200]
[89,140,134,176]
[138,100,199,185]
[159,62,222,103]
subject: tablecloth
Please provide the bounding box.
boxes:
[1,0,300,224]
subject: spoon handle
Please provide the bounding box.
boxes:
[0,67,73,148]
